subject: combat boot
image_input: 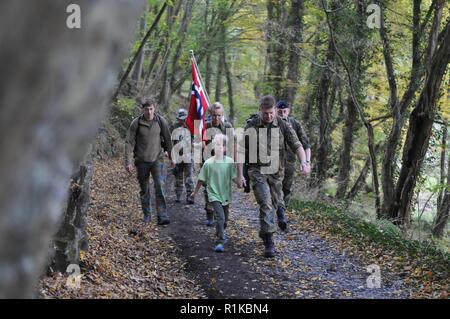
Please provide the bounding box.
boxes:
[262,234,275,258]
[276,207,288,231]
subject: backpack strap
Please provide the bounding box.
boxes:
[134,114,165,145]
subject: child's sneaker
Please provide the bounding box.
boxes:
[214,243,224,253]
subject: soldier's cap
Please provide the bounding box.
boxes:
[176,108,188,120]
[276,100,290,109]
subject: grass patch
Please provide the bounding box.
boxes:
[290,199,450,272]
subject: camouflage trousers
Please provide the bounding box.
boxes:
[173,162,194,199]
[282,159,296,208]
[136,160,168,221]
[248,166,285,238]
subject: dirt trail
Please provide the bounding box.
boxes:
[39,159,408,299]
[160,167,407,299]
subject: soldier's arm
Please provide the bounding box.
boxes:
[236,122,249,188]
[160,117,173,161]
[295,120,311,163]
[285,122,309,174]
[125,118,138,170]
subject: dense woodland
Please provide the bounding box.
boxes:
[112,0,450,240]
[0,0,448,299]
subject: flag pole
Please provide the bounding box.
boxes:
[190,50,211,106]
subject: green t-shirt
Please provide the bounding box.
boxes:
[198,156,237,206]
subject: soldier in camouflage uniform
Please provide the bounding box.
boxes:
[125,97,173,225]
[237,95,310,258]
[276,100,311,208]
[170,108,195,204]
[202,102,235,226]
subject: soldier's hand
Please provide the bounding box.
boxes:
[300,162,310,175]
[126,164,135,173]
[236,176,246,189]
[305,162,311,174]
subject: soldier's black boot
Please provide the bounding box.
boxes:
[276,207,288,231]
[262,234,275,258]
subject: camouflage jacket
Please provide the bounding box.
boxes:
[284,116,310,161]
[239,113,302,169]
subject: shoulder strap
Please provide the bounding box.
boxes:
[155,114,165,144]
[134,115,142,143]
[135,114,165,142]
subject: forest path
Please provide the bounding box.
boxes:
[39,159,408,298]
[159,163,407,299]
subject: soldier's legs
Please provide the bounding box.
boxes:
[249,169,277,239]
[269,172,288,231]
[282,161,296,207]
[184,162,195,198]
[135,161,152,217]
[174,164,184,201]
[150,160,169,224]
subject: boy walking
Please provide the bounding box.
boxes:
[191,134,242,252]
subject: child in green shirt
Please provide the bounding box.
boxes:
[190,134,244,252]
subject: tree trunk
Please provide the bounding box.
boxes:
[346,154,371,201]
[51,149,93,272]
[265,0,288,98]
[380,0,442,217]
[433,137,450,237]
[313,37,335,187]
[0,0,144,298]
[131,10,147,83]
[437,120,448,207]
[281,0,304,105]
[223,50,235,125]
[215,50,224,102]
[387,20,450,227]
[336,97,358,198]
[169,0,195,91]
[302,35,321,159]
[205,52,212,94]
[204,0,212,94]
[112,1,166,101]
[157,1,182,106]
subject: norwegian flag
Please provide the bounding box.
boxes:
[186,59,210,140]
